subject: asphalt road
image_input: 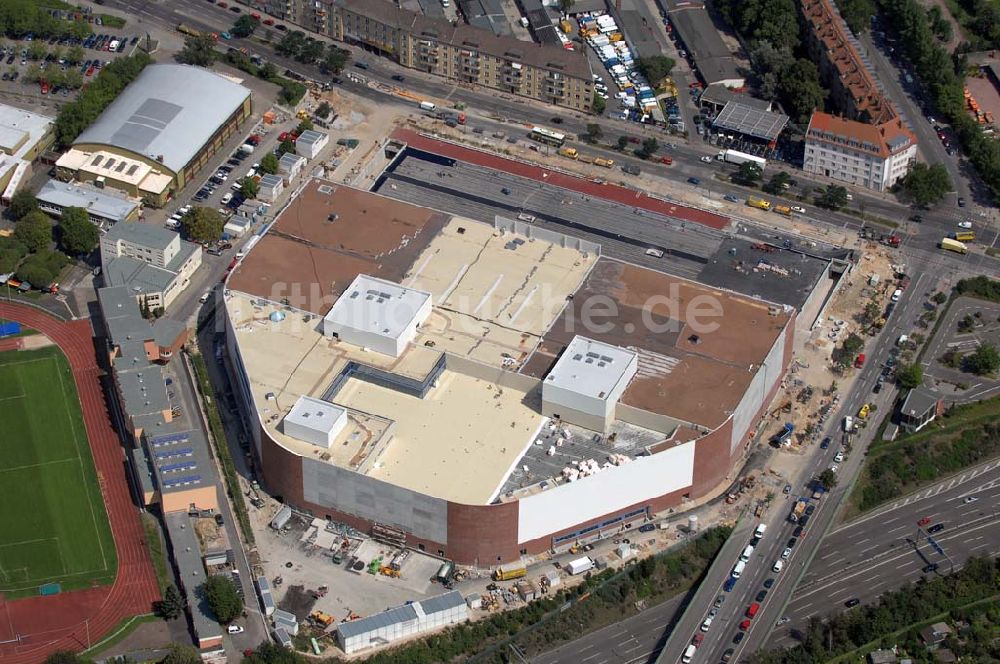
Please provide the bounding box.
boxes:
[100,0,1000,257]
[532,594,686,664]
[921,297,1000,402]
[767,458,1000,650]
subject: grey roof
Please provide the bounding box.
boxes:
[713,101,789,141]
[36,179,138,223]
[104,219,177,252]
[521,0,560,45]
[166,239,199,272]
[145,424,212,495]
[279,152,305,169]
[618,11,663,60]
[338,604,418,639]
[165,512,223,640]
[74,64,250,174]
[105,256,177,294]
[459,0,512,37]
[700,83,771,111]
[273,608,297,624]
[665,3,743,85]
[259,174,284,188]
[273,628,292,647]
[296,129,327,147]
[419,590,465,615]
[98,285,144,335]
[130,445,156,495]
[901,387,940,417]
[113,362,170,417]
[152,317,186,348]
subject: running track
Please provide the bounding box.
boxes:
[391,128,731,230]
[0,304,159,663]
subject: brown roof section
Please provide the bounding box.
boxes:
[801,0,896,124]
[522,259,791,428]
[227,180,449,314]
[807,111,915,158]
[334,0,592,80]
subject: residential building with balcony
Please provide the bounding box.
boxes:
[324,0,592,111]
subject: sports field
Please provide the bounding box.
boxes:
[0,346,116,597]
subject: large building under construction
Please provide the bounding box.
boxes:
[222,172,822,566]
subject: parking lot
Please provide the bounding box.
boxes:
[923,296,1000,400]
[0,24,142,100]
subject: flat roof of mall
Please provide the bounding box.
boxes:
[323,274,431,344]
[375,132,839,311]
[226,180,450,314]
[522,260,791,429]
[545,336,637,400]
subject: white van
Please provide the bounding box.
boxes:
[843,415,854,432]
[732,560,746,578]
[754,524,767,540]
[891,288,902,302]
[221,192,233,205]
[682,644,697,663]
[773,559,785,573]
[740,545,754,562]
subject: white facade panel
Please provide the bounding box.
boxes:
[729,328,787,453]
[516,439,695,543]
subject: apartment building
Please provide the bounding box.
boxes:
[100,222,203,310]
[278,0,593,111]
[803,111,916,191]
[801,0,895,124]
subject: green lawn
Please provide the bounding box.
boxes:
[0,347,116,597]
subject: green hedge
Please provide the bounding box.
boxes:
[190,352,255,546]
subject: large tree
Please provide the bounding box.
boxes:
[156,584,186,620]
[895,363,924,389]
[16,249,66,287]
[322,45,349,74]
[15,210,52,251]
[162,645,201,664]
[635,55,675,86]
[964,343,1000,375]
[763,171,791,195]
[181,207,224,245]
[201,575,243,624]
[59,207,99,255]
[245,642,307,664]
[898,162,952,207]
[231,14,260,39]
[175,34,217,67]
[816,185,849,210]
[9,190,38,220]
[259,152,280,175]
[240,176,260,200]
[780,59,826,123]
[734,162,763,185]
[818,468,838,490]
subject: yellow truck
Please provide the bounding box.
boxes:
[747,197,772,211]
[310,611,334,628]
[594,157,614,168]
[773,205,792,216]
[952,231,975,242]
[941,237,968,254]
[858,403,870,419]
[558,147,579,159]
[493,564,528,581]
[578,154,595,164]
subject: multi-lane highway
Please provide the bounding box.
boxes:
[768,458,1000,649]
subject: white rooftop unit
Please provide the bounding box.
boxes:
[282,395,347,448]
[542,336,638,431]
[322,274,432,358]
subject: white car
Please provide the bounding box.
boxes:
[791,206,806,214]
[227,624,244,635]
[891,288,902,302]
[701,615,714,632]
[781,547,792,560]
[834,452,845,463]
[958,221,972,229]
[772,559,785,573]
[829,464,839,473]
[700,155,713,163]
[221,192,233,205]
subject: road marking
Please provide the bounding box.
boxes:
[856,538,870,544]
[888,525,908,534]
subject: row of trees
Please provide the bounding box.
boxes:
[275,30,349,74]
[175,37,308,106]
[21,63,85,90]
[878,0,1000,200]
[0,0,93,41]
[54,53,151,147]
[752,556,1000,663]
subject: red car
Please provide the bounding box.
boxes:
[691,634,704,646]
[251,12,261,19]
[217,1,228,7]
[86,66,95,76]
[263,18,274,25]
[739,619,751,631]
[854,353,866,368]
[746,603,760,618]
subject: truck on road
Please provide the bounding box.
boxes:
[940,237,967,254]
[773,205,792,216]
[493,564,527,581]
[419,101,436,113]
[558,147,578,159]
[746,196,772,211]
[717,149,767,169]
